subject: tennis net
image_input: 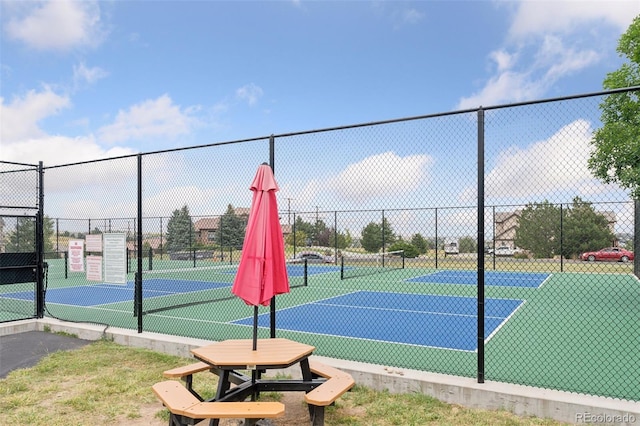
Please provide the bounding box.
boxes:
[340,250,405,280]
[140,260,308,314]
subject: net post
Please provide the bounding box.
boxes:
[340,256,344,280]
[304,258,308,286]
[148,247,153,270]
[64,251,68,279]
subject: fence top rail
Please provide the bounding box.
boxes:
[39,86,640,171]
[0,160,39,168]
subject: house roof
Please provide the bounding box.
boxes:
[194,217,220,231]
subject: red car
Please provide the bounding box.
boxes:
[580,247,634,262]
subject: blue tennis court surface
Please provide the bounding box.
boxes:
[233,291,524,351]
[3,279,230,306]
[220,264,340,277]
[285,264,341,277]
[406,270,550,288]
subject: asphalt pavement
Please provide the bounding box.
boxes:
[0,330,92,378]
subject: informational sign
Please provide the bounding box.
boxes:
[86,256,103,281]
[103,233,126,285]
[85,234,103,252]
[68,240,84,272]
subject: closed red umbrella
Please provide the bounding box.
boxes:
[232,163,290,349]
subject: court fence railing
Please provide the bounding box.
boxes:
[2,87,639,402]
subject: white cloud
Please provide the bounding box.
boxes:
[73,62,108,88]
[327,151,434,202]
[507,0,638,40]
[457,70,542,109]
[97,95,199,144]
[2,134,137,172]
[400,8,424,25]
[485,119,596,199]
[457,0,639,109]
[0,87,71,142]
[236,83,264,106]
[535,35,600,80]
[490,50,517,73]
[458,36,601,110]
[4,0,106,51]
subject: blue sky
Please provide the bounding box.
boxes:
[1,1,639,235]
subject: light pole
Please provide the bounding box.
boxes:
[284,197,295,226]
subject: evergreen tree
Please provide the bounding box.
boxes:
[515,201,561,258]
[5,216,54,253]
[166,205,193,252]
[219,205,247,249]
[561,197,615,258]
[410,233,428,255]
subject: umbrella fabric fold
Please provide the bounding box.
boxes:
[232,164,290,307]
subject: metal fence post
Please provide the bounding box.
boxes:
[136,154,143,332]
[635,199,639,278]
[36,161,45,318]
[477,107,485,384]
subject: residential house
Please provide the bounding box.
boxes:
[493,209,617,250]
[194,208,292,246]
[193,207,251,245]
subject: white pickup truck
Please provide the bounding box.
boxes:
[494,246,521,256]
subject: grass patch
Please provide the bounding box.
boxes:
[0,340,570,425]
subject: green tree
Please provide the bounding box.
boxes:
[328,228,351,250]
[515,201,561,258]
[561,197,616,258]
[459,236,477,254]
[218,205,247,249]
[166,205,193,252]
[293,216,315,246]
[360,218,396,253]
[410,233,428,255]
[6,216,54,253]
[388,240,419,258]
[286,230,307,248]
[361,222,382,253]
[589,16,640,198]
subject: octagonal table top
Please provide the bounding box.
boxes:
[191,338,315,369]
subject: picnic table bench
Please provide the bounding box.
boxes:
[155,340,354,426]
[152,380,284,426]
[305,361,355,426]
[163,362,212,400]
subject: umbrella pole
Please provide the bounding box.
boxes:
[270,297,276,338]
[252,306,258,351]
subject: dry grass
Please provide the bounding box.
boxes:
[0,338,569,426]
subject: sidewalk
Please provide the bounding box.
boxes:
[0,330,91,378]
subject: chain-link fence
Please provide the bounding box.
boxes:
[0,160,44,321]
[2,89,638,401]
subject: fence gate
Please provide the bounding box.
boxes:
[0,161,44,322]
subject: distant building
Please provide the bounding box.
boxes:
[193,207,250,245]
[493,209,617,249]
[494,211,521,250]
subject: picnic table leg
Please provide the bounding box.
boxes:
[309,405,325,426]
[250,369,265,401]
[300,358,313,381]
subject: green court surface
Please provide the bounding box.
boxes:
[2,257,638,401]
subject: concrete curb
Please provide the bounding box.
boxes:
[1,318,637,425]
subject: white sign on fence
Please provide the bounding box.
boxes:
[86,255,103,281]
[68,240,84,272]
[103,233,126,285]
